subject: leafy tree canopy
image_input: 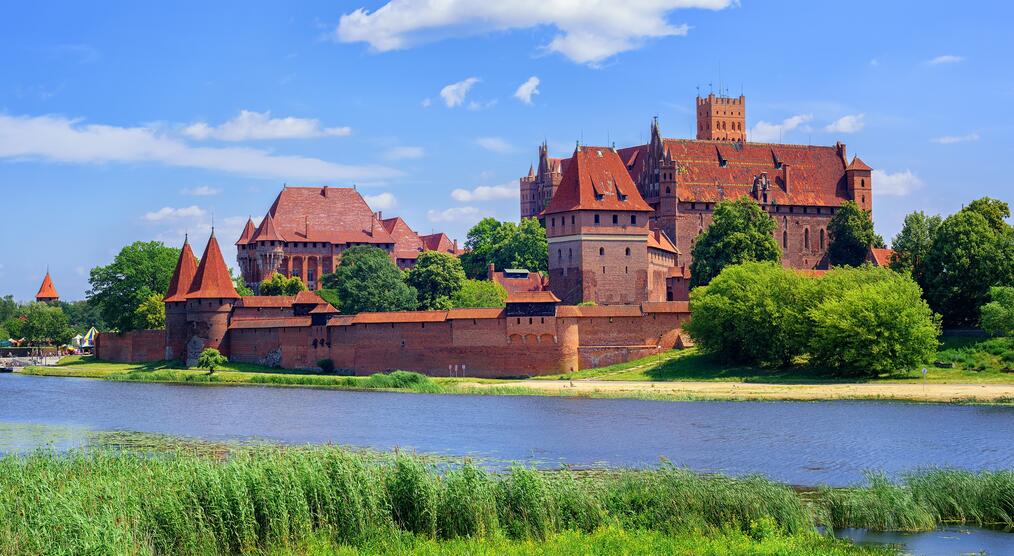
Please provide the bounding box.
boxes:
[88,241,180,332]
[406,251,466,310]
[232,270,254,296]
[689,197,780,288]
[0,295,17,324]
[980,286,1014,337]
[451,279,507,309]
[827,200,883,267]
[3,302,74,346]
[890,211,942,283]
[134,294,166,330]
[922,198,1014,327]
[459,217,548,279]
[259,272,307,296]
[196,348,227,373]
[316,289,341,309]
[321,246,417,314]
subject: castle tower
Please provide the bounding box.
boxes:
[234,217,257,286]
[645,117,680,245]
[696,93,746,141]
[185,231,240,366]
[248,212,285,289]
[544,145,654,305]
[164,236,198,361]
[845,156,873,213]
[35,271,59,303]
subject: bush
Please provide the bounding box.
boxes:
[316,358,335,374]
[981,286,1014,337]
[196,348,227,373]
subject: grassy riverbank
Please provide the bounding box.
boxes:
[4,446,1010,555]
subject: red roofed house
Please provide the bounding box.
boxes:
[237,186,459,290]
[867,247,896,268]
[35,271,60,303]
[521,93,876,271]
[487,264,547,294]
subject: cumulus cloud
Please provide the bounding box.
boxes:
[183,110,351,141]
[932,132,979,144]
[364,192,397,209]
[336,0,737,65]
[475,137,514,153]
[451,182,518,202]
[440,77,480,108]
[144,206,205,221]
[873,169,924,197]
[427,206,481,223]
[926,54,964,65]
[514,76,540,104]
[384,146,425,160]
[0,114,400,182]
[181,185,221,196]
[749,114,812,143]
[824,114,865,134]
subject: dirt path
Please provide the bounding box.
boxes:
[463,379,1014,403]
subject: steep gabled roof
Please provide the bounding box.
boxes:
[543,146,653,215]
[164,238,199,302]
[647,229,679,254]
[187,233,240,299]
[420,232,456,252]
[252,212,284,242]
[380,216,424,251]
[235,218,257,245]
[35,272,59,301]
[867,247,895,267]
[846,155,873,172]
[263,186,394,244]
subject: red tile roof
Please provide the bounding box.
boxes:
[381,216,425,251]
[352,311,448,324]
[543,146,654,215]
[868,247,895,267]
[164,239,199,302]
[294,290,323,305]
[556,305,644,318]
[506,291,561,303]
[230,317,312,329]
[35,272,59,301]
[491,270,546,294]
[641,301,690,313]
[420,232,456,253]
[446,308,505,319]
[235,218,257,245]
[647,229,679,254]
[252,212,284,242]
[846,156,872,171]
[187,233,240,299]
[262,186,394,244]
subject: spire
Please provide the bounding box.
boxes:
[252,212,283,242]
[187,234,240,299]
[527,164,535,179]
[235,217,256,246]
[35,271,59,302]
[164,237,199,302]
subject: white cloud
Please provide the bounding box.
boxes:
[475,137,514,153]
[421,98,432,108]
[451,182,518,202]
[824,113,865,134]
[181,185,221,196]
[183,110,351,141]
[932,132,979,144]
[514,76,540,104]
[749,114,812,143]
[873,169,924,197]
[384,146,425,160]
[440,77,480,108]
[467,99,497,111]
[926,55,964,65]
[336,0,737,65]
[144,206,205,222]
[0,114,400,182]
[364,192,397,209]
[427,206,481,223]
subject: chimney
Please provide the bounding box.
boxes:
[322,185,329,197]
[488,263,495,280]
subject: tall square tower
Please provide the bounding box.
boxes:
[696,93,746,141]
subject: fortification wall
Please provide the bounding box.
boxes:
[95,330,165,363]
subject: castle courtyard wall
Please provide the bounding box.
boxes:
[95,330,166,363]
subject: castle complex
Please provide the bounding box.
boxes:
[521,94,874,274]
[236,186,459,291]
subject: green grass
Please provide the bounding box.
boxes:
[0,446,948,555]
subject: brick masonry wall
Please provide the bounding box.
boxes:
[96,330,166,363]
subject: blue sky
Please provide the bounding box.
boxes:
[2,0,1012,300]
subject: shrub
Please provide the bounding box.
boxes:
[196,348,227,373]
[316,358,335,374]
[981,286,1014,337]
[497,466,556,540]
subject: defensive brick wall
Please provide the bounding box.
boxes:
[95,329,165,363]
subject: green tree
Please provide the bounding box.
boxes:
[134,294,166,329]
[232,270,254,296]
[981,286,1014,337]
[320,246,418,314]
[807,269,940,375]
[58,300,106,333]
[88,241,180,332]
[827,200,883,267]
[259,272,307,296]
[922,199,1014,327]
[316,289,341,309]
[0,295,18,324]
[890,211,942,283]
[689,197,780,288]
[14,303,74,346]
[406,251,466,310]
[451,279,508,308]
[459,217,548,278]
[196,347,227,374]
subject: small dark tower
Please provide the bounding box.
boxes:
[845,156,873,213]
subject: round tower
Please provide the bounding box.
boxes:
[184,231,240,367]
[164,236,198,361]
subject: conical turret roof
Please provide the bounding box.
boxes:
[187,232,240,299]
[35,271,59,301]
[846,155,872,172]
[235,217,257,245]
[164,237,199,302]
[252,212,283,242]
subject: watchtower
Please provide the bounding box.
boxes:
[696,93,746,142]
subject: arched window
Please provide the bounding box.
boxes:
[861,178,865,188]
[782,229,788,249]
[599,247,605,256]
[568,248,572,260]
[557,249,562,261]
[819,229,826,250]
[804,228,810,250]
[625,247,631,256]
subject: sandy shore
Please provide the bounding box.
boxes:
[463,379,1014,403]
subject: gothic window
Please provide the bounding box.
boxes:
[819,229,826,250]
[804,228,810,250]
[599,247,605,256]
[782,229,788,249]
[594,214,600,224]
[625,247,631,256]
[612,214,618,225]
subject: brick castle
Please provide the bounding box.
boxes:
[522,93,874,279]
